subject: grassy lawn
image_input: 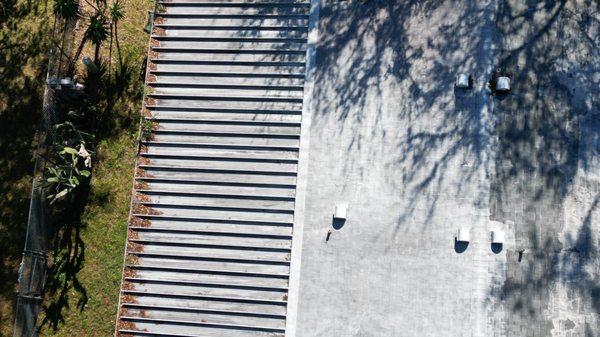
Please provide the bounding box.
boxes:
[38,0,154,335]
[39,131,137,337]
[0,0,153,336]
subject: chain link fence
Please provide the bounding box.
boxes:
[12,16,74,337]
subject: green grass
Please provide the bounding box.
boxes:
[39,131,138,337]
[0,0,153,335]
[37,0,154,335]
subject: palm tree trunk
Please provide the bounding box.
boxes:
[108,23,113,77]
[114,24,123,71]
[56,24,68,76]
[94,41,100,64]
[68,35,88,77]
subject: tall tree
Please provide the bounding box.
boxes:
[109,0,124,72]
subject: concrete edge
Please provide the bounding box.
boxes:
[285,0,320,336]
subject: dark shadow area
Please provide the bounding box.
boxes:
[491,243,503,254]
[453,86,476,99]
[332,218,345,230]
[490,1,599,334]
[38,182,91,331]
[312,0,501,228]
[0,0,52,334]
[454,239,468,254]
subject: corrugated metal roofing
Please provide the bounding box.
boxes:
[115,0,311,335]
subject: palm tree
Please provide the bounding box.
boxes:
[68,13,109,76]
[53,0,79,75]
[109,0,125,73]
[87,13,109,63]
[53,0,79,20]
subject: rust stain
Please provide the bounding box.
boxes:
[137,157,151,166]
[125,253,140,266]
[134,192,152,205]
[135,180,150,190]
[130,216,152,228]
[132,203,162,216]
[138,144,149,154]
[128,229,140,241]
[127,241,145,253]
[153,16,164,25]
[141,106,152,118]
[147,74,157,83]
[145,97,157,106]
[153,27,166,36]
[123,267,138,279]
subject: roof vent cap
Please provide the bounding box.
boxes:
[496,76,511,91]
[456,227,470,243]
[456,74,471,89]
[491,230,505,244]
[60,77,72,86]
[333,203,348,220]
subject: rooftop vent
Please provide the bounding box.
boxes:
[455,74,473,89]
[60,77,73,86]
[333,203,348,220]
[496,76,511,92]
[456,227,470,243]
[491,230,505,244]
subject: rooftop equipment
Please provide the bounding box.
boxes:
[491,230,505,244]
[333,203,348,220]
[60,77,73,87]
[456,227,470,243]
[455,74,471,89]
[496,76,511,92]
